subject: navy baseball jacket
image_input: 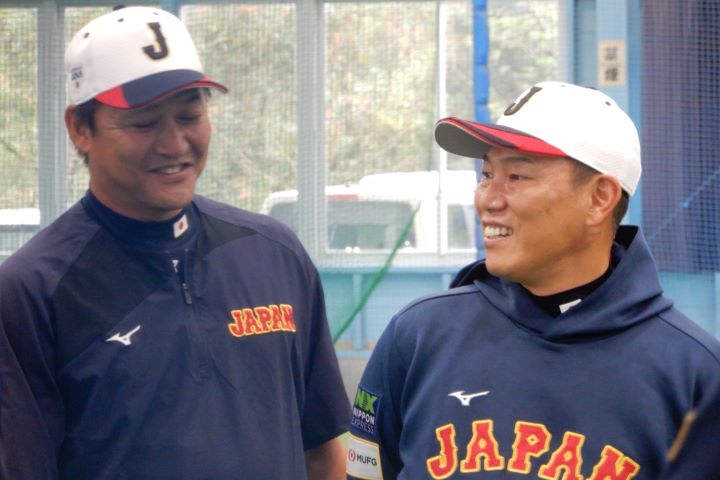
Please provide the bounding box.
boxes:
[347,226,720,479]
[0,192,349,479]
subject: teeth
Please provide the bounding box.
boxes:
[484,226,513,238]
[157,165,183,174]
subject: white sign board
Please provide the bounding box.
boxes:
[598,40,627,87]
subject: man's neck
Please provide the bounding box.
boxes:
[523,265,614,317]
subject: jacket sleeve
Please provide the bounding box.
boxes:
[347,317,406,480]
[0,267,64,479]
[299,267,351,450]
[661,366,720,479]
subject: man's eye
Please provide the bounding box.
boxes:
[509,174,527,181]
[480,171,492,180]
[178,114,201,123]
[132,121,157,129]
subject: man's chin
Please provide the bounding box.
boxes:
[484,259,519,282]
[141,196,194,221]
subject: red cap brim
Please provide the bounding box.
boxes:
[94,70,228,109]
[434,117,568,159]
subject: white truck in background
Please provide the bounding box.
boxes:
[0,208,40,262]
[261,170,480,261]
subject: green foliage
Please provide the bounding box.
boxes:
[186,4,298,211]
[65,8,108,203]
[487,0,559,119]
[0,1,558,214]
[325,3,439,184]
[0,9,37,208]
[186,2,482,210]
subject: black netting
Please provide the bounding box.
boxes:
[0,1,717,351]
[643,0,720,272]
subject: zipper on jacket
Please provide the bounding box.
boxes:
[171,256,193,305]
[169,249,210,380]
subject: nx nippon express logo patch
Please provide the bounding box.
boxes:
[351,387,381,435]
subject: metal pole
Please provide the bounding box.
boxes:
[37,0,67,226]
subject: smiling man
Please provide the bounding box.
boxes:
[346,81,720,479]
[0,6,349,479]
[67,88,211,221]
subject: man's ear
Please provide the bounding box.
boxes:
[64,106,91,155]
[587,174,622,227]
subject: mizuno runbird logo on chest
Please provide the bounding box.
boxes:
[449,390,490,406]
[227,304,296,337]
[106,325,141,346]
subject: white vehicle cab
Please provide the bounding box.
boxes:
[0,208,41,262]
[261,170,480,265]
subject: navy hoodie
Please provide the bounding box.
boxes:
[347,226,720,479]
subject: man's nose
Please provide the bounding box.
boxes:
[476,178,508,212]
[155,119,188,156]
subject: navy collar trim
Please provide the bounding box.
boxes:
[523,263,614,317]
[81,190,199,250]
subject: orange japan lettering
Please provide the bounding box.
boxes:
[280,304,296,331]
[427,424,459,479]
[460,420,504,472]
[588,446,640,480]
[424,419,640,479]
[254,306,272,333]
[509,421,551,474]
[227,304,296,338]
[228,309,245,337]
[269,304,285,331]
[539,432,585,480]
[242,307,262,334]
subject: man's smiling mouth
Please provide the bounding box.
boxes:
[484,226,513,238]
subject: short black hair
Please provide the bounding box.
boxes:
[69,98,100,164]
[571,160,629,229]
[72,98,100,134]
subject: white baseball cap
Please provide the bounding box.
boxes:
[434,81,641,195]
[65,6,227,109]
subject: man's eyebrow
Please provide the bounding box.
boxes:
[507,155,538,165]
[181,90,203,103]
[483,154,538,165]
[132,104,159,114]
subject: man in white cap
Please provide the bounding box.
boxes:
[346,81,720,479]
[0,6,348,479]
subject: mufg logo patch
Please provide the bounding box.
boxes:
[351,386,381,435]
